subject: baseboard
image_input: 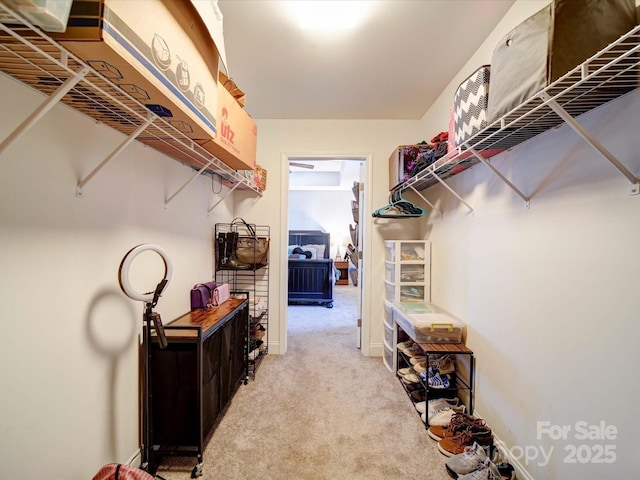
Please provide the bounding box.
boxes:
[473,409,535,480]
[368,342,384,357]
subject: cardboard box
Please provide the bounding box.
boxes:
[197,81,257,170]
[53,0,220,141]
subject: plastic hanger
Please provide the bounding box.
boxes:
[372,190,427,218]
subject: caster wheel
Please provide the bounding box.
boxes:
[191,463,203,478]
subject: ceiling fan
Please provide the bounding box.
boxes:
[289,161,315,173]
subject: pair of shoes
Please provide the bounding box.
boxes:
[417,397,459,417]
[413,360,427,374]
[433,354,456,375]
[438,425,494,457]
[397,340,414,350]
[418,367,451,389]
[409,355,426,366]
[403,344,423,357]
[410,390,425,402]
[397,367,415,376]
[447,444,502,479]
[428,413,489,441]
[425,404,466,426]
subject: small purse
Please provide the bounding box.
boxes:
[190,281,217,310]
[212,283,230,306]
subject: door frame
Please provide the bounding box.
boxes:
[279,152,373,355]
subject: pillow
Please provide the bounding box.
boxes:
[303,246,318,259]
[301,244,325,259]
[287,245,299,255]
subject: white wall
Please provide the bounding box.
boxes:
[417,1,640,478]
[0,74,235,479]
[288,189,356,259]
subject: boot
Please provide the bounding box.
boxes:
[225,231,249,269]
[216,232,226,269]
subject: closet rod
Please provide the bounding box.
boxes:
[164,158,216,209]
[468,147,530,208]
[539,92,639,195]
[76,114,154,197]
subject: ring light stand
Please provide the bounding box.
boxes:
[118,244,173,474]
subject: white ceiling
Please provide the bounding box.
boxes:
[217,0,515,120]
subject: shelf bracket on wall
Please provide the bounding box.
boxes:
[468,147,530,208]
[76,114,155,197]
[164,158,216,209]
[207,181,241,214]
[0,65,90,158]
[539,92,639,196]
[430,170,474,213]
[408,185,442,218]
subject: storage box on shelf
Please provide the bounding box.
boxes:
[383,240,430,304]
[53,0,221,143]
[394,302,465,344]
[487,0,637,123]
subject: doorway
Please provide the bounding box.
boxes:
[279,154,372,355]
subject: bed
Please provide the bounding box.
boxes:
[288,230,334,308]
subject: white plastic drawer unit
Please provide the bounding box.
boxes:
[384,240,431,303]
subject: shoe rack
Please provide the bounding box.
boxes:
[395,324,475,428]
[214,222,270,380]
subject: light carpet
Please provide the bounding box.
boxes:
[157,285,452,479]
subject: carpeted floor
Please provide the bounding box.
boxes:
[157,285,452,479]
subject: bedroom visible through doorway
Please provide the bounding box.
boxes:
[283,155,369,353]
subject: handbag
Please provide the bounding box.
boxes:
[232,218,269,267]
[190,281,217,309]
[212,283,230,305]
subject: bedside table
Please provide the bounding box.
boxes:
[334,260,349,285]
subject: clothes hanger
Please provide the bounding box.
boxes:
[372,189,427,218]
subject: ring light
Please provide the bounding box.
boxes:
[119,244,173,303]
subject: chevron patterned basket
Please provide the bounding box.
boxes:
[453,65,491,146]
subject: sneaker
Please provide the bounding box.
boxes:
[457,458,502,480]
[429,405,466,426]
[420,368,450,389]
[427,397,460,419]
[445,441,487,477]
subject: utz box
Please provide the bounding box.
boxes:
[53,0,220,141]
[197,81,257,170]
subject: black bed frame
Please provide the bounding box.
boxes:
[288,230,334,308]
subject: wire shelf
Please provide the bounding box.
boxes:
[397,25,640,193]
[0,4,261,193]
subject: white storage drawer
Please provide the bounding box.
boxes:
[383,343,394,372]
[384,300,394,324]
[384,322,394,347]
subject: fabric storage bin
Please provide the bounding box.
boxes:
[487,0,637,122]
[395,303,465,344]
[454,65,491,145]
